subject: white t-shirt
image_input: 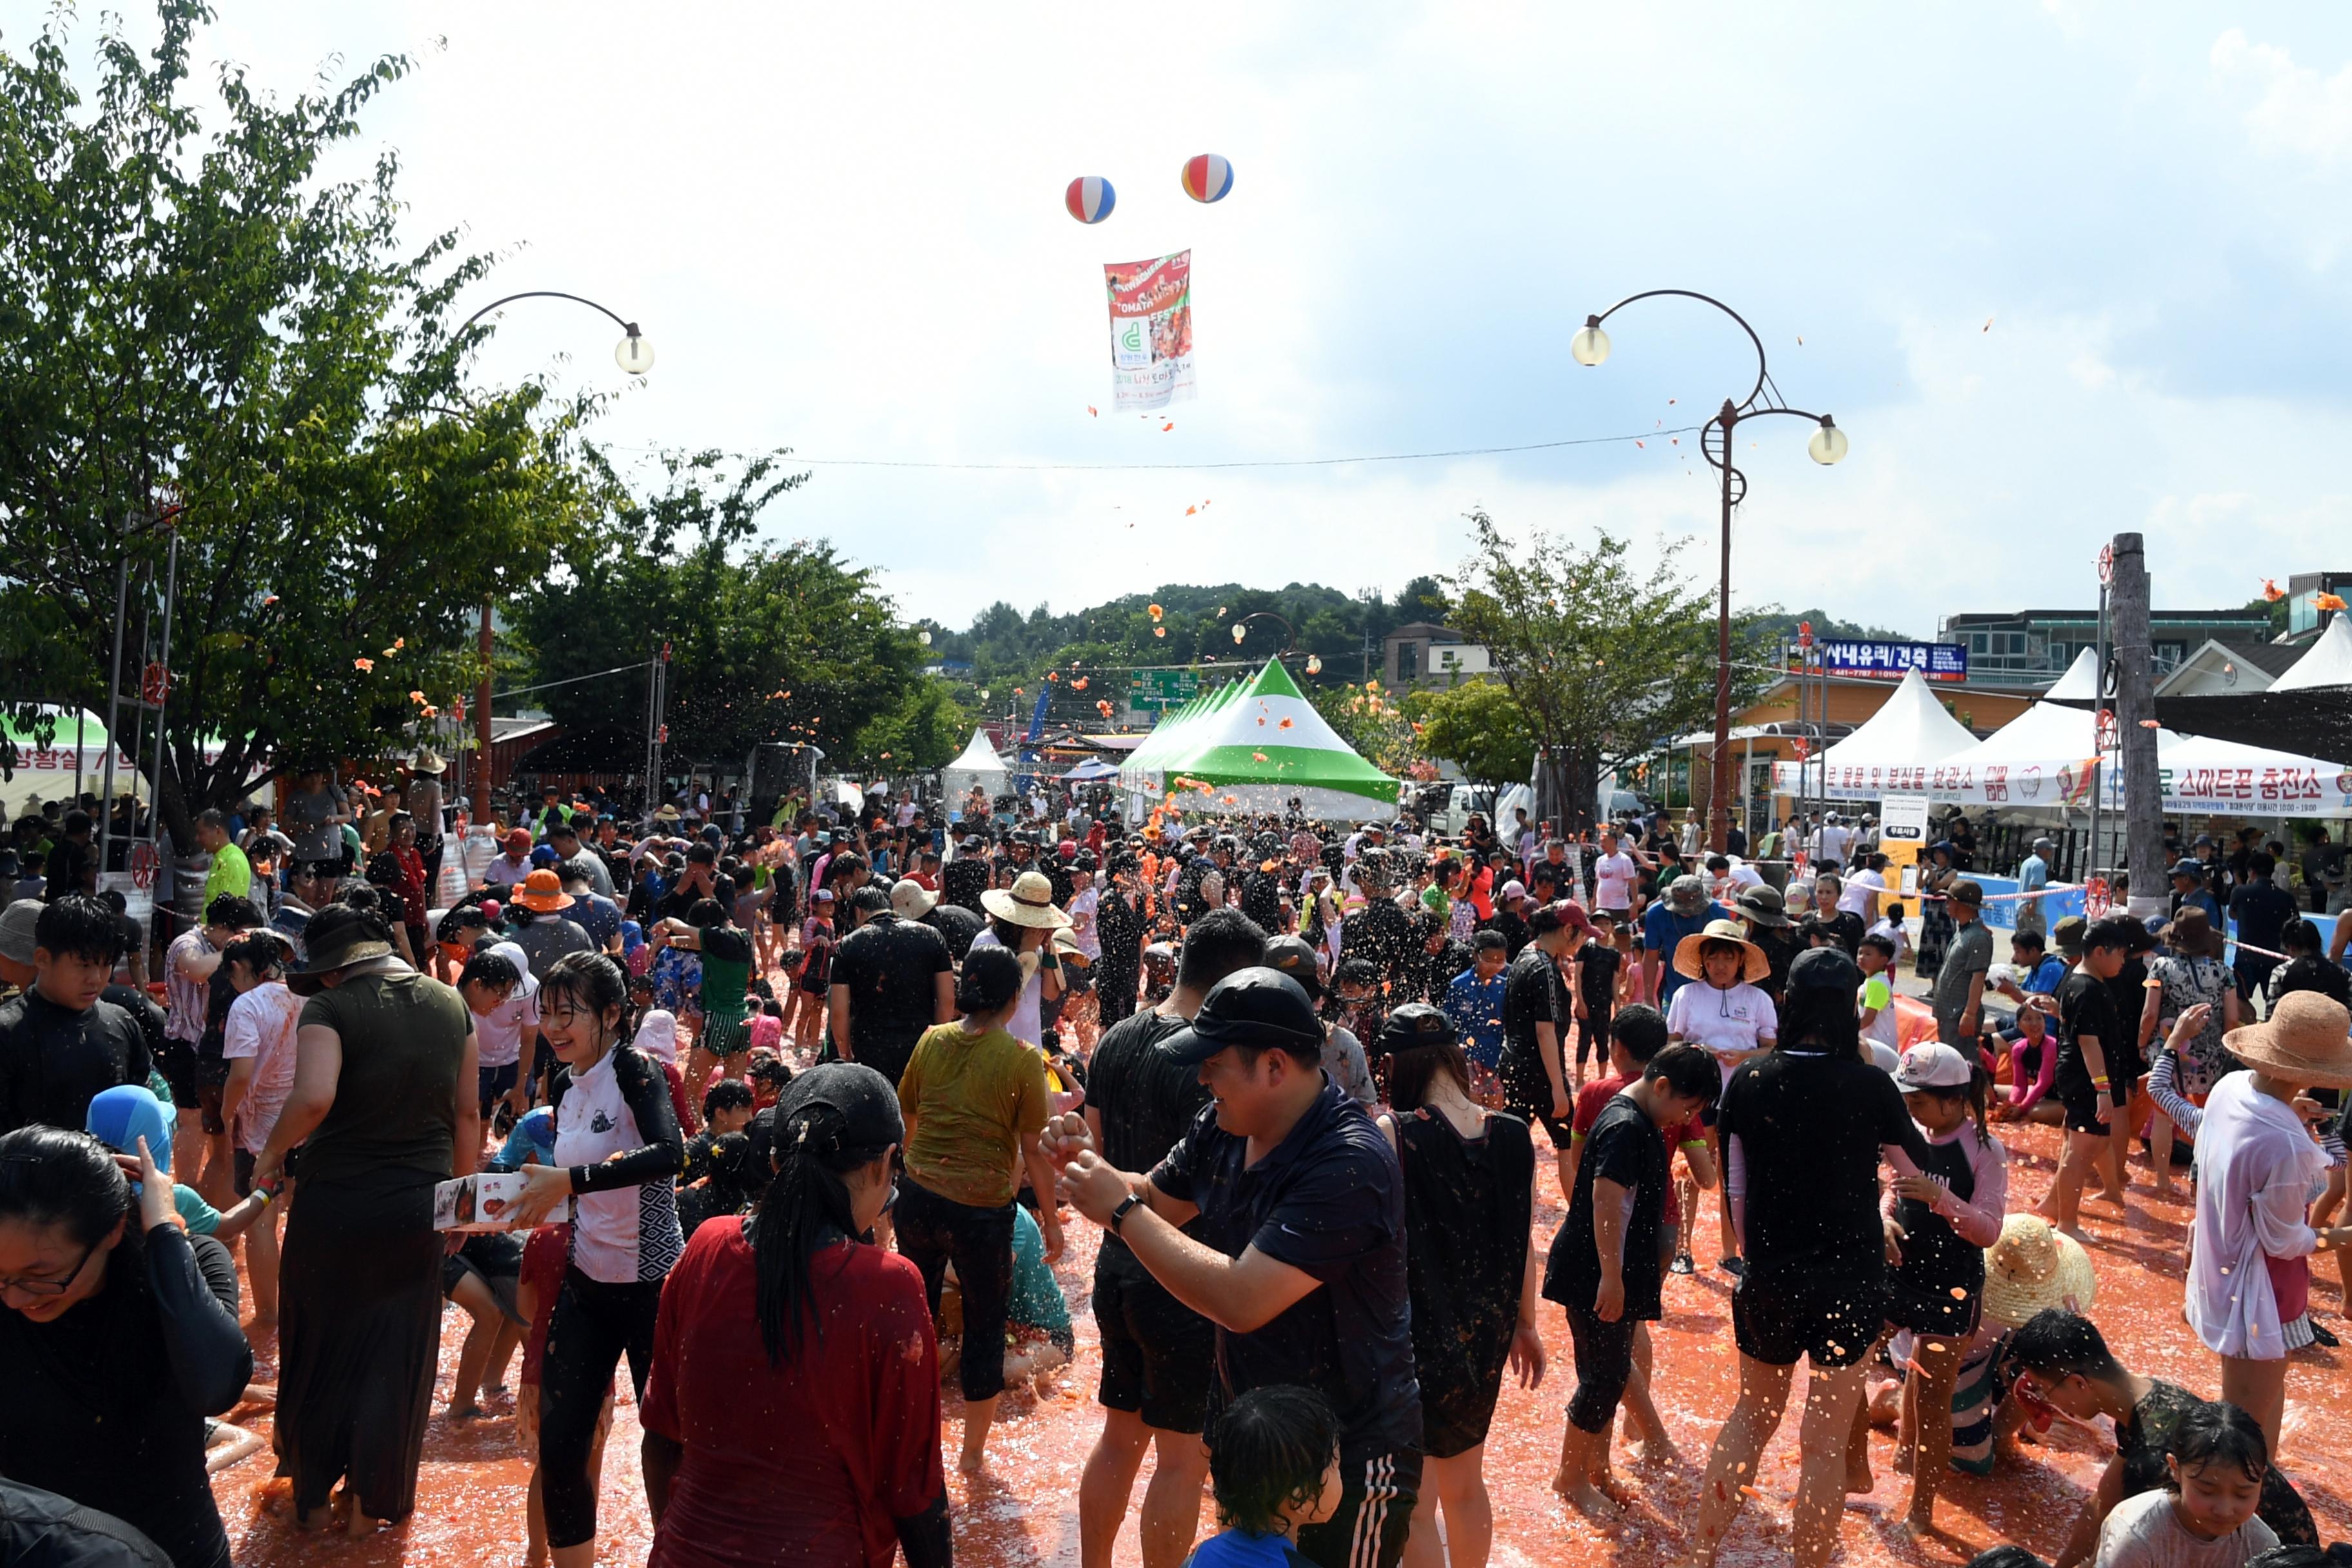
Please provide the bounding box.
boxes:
[1816,825,1854,867]
[1724,861,1767,892]
[474,988,540,1070]
[2092,1487,2276,1568]
[482,853,531,888]
[1665,979,1779,1083]
[967,928,1043,1044]
[1859,972,1902,1052]
[222,982,303,1152]
[1838,869,1886,916]
[1067,885,1101,959]
[1593,852,1638,910]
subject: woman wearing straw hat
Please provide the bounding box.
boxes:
[2005,1292,2320,1567]
[2184,991,2352,1456]
[405,752,447,897]
[970,870,1072,1047]
[1665,919,1778,1277]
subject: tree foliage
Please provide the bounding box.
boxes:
[0,1,588,834]
[1406,678,1533,787]
[1309,682,1423,780]
[1447,509,1770,832]
[512,449,930,772]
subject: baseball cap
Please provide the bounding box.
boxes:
[1259,934,1326,1000]
[1528,899,1592,936]
[776,1061,905,1151]
[1159,968,1325,1066]
[0,899,39,965]
[1369,1002,1457,1059]
[2170,858,2204,881]
[1498,879,1527,903]
[503,828,533,852]
[1947,879,1985,908]
[1894,1042,1976,1093]
[1786,944,1863,995]
[2051,914,2087,958]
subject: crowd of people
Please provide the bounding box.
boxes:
[3,770,2351,1568]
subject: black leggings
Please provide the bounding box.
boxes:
[895,1178,1016,1401]
[538,1268,663,1549]
[1564,1300,1642,1435]
[1575,1007,1613,1068]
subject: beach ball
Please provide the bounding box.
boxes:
[1065,175,1115,224]
[1180,154,1233,203]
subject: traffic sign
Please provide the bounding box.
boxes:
[2095,709,2117,752]
[130,842,159,890]
[2097,543,2113,584]
[1128,669,1202,712]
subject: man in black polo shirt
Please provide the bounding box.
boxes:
[825,885,954,1085]
[1055,966,1420,1568]
[942,836,991,916]
[1499,900,1587,1199]
[1075,908,1267,1568]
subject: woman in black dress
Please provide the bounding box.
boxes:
[253,905,479,1534]
[0,1126,253,1568]
[1370,1003,1545,1568]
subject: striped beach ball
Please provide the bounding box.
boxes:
[1180,153,1233,203]
[1064,175,1115,224]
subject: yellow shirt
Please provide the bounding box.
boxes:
[897,1021,1050,1209]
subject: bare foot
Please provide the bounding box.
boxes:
[2056,1224,2092,1246]
[957,1447,986,1475]
[1845,1459,1875,1495]
[1892,1446,1916,1478]
[1563,1478,1623,1520]
[2150,1182,2179,1203]
[446,1402,483,1423]
[294,1507,335,1533]
[1630,1436,1683,1468]
[2090,1186,2126,1206]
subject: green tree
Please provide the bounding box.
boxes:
[849,678,972,772]
[1447,509,1767,836]
[0,2,587,834]
[1406,678,1533,787]
[1309,682,1420,778]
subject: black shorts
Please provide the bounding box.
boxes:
[1730,1270,1886,1369]
[1093,1244,1214,1433]
[1295,1450,1422,1568]
[197,1052,233,1136]
[2059,1087,2109,1135]
[1497,1050,1569,1143]
[157,1041,202,1109]
[1884,1269,1983,1340]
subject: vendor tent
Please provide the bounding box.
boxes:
[2274,615,2352,692]
[939,727,1009,805]
[1121,660,1401,820]
[1060,758,1121,783]
[2048,617,2352,776]
[1770,668,1980,798]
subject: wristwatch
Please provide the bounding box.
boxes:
[1110,1193,1142,1234]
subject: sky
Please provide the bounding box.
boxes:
[53,1,2352,636]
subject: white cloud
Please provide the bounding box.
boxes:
[2211,27,2352,162]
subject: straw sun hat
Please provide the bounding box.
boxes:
[1981,1213,2097,1329]
[1672,919,1769,985]
[2224,992,2352,1090]
[981,869,1071,930]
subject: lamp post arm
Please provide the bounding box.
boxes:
[456,290,643,339]
[1590,288,1770,411]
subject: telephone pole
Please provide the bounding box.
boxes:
[2108,533,2165,919]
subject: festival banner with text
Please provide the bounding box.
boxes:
[1105,250,1196,412]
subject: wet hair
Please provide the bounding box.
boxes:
[1208,1384,1340,1537]
[1472,930,1507,954]
[2010,928,2046,956]
[1859,932,1898,961]
[750,1093,901,1366]
[1778,983,1863,1061]
[32,897,123,966]
[2168,1400,2268,1487]
[1643,1043,1721,1107]
[1965,1551,2052,1568]
[688,898,727,930]
[537,952,629,1038]
[2281,918,2325,957]
[1383,1026,1471,1112]
[195,808,230,834]
[702,1079,755,1122]
[0,1126,135,1264]
[957,944,1026,1017]
[1332,957,1382,994]
[1611,1003,1669,1065]
[2242,1549,2346,1568]
[459,949,522,994]
[2084,916,2143,956]
[332,880,382,914]
[2006,1308,2125,1384]
[220,930,290,981]
[1177,908,1271,992]
[745,1050,793,1090]
[559,857,601,888]
[205,892,264,930]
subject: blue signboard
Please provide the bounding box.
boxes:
[1809,640,1969,682]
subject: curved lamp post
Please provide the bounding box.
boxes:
[1573,289,1845,852]
[453,290,656,821]
[1228,611,1298,656]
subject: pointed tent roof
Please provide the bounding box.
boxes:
[943,727,1008,776]
[1817,668,1979,767]
[1144,660,1400,818]
[2273,616,2352,692]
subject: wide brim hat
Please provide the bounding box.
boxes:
[890,879,939,918]
[654,805,683,821]
[1981,1213,2097,1329]
[286,912,397,980]
[411,750,447,774]
[1665,874,1710,915]
[981,869,1070,929]
[2224,992,2352,1090]
[1734,884,1791,928]
[513,868,574,912]
[1672,918,1770,985]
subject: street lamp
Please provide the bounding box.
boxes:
[1228,611,1298,655]
[1574,289,1847,852]
[453,289,656,823]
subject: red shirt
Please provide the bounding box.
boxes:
[642,1219,945,1568]
[520,1223,572,1386]
[1571,1073,1705,1226]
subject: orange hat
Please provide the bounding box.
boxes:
[513,868,574,913]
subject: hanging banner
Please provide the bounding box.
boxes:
[1104,250,1197,412]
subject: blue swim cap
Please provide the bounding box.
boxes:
[529,845,562,868]
[86,1084,174,1174]
[621,920,645,953]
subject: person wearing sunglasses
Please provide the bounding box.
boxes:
[0,1124,253,1568]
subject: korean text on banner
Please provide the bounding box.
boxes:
[1105,250,1197,413]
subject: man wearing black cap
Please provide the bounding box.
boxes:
[1054,966,1420,1568]
[1075,908,1268,1568]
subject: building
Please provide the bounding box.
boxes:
[1382,622,1493,688]
[2285,572,2352,640]
[1936,607,2273,687]
[2153,638,2304,698]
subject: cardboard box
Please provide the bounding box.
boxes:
[432,1170,564,1233]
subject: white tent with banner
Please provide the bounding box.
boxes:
[1,707,239,818]
[2273,613,2352,692]
[1924,651,2352,814]
[1770,668,1980,799]
[1120,659,1402,821]
[939,727,1009,808]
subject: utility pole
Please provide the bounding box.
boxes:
[473,598,495,825]
[2109,533,2165,919]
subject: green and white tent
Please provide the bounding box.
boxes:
[1119,660,1401,821]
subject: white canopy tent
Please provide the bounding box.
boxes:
[939,727,1009,808]
[2272,614,2352,692]
[1770,668,1981,799]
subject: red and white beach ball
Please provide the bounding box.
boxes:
[1064,175,1116,224]
[1180,154,1233,203]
